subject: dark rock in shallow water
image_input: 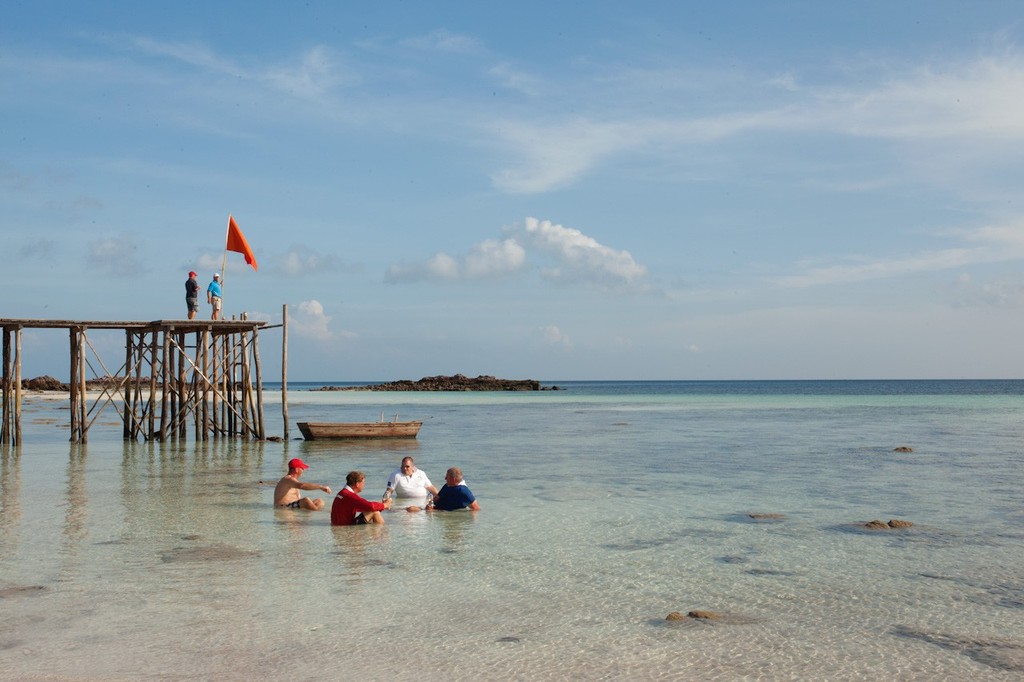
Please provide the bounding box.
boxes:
[893,446,914,452]
[892,625,1024,672]
[864,518,914,530]
[748,512,786,520]
[687,610,720,620]
[314,374,550,392]
[21,375,149,391]
[0,585,47,598]
[746,568,798,577]
[161,544,260,563]
[21,375,66,391]
[664,609,759,625]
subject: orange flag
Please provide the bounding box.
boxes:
[226,215,258,271]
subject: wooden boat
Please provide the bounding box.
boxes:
[297,418,422,440]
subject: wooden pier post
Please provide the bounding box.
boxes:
[15,328,21,445]
[1,326,10,445]
[69,328,78,442]
[282,304,289,440]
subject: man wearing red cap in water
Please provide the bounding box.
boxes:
[274,458,332,510]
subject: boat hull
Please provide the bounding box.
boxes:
[297,421,422,440]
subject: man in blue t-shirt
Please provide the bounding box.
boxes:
[207,273,222,320]
[431,467,480,511]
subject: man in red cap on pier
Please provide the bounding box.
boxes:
[185,271,199,320]
[273,458,332,510]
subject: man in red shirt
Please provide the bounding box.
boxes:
[331,470,392,525]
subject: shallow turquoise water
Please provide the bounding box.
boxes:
[1,382,1023,680]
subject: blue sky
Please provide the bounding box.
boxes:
[3,1,1024,381]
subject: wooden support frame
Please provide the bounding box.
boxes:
[0,318,271,444]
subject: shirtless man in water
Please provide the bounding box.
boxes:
[274,458,331,510]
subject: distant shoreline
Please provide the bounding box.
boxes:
[15,373,564,395]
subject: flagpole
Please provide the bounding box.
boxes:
[220,215,231,287]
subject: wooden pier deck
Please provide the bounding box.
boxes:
[1,318,273,445]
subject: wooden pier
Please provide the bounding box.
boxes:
[1,318,272,445]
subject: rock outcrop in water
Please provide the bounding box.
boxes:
[21,375,66,391]
[21,375,133,391]
[315,374,558,391]
[865,519,914,529]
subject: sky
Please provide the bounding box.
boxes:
[3,1,1024,381]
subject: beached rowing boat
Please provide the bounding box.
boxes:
[296,419,423,440]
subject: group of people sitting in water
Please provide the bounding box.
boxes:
[273,456,479,525]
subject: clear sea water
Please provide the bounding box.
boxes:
[1,380,1022,680]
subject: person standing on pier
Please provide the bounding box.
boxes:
[185,271,199,320]
[207,273,222,320]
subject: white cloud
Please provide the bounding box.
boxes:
[401,29,481,53]
[772,220,1024,288]
[489,118,643,194]
[385,217,647,289]
[521,217,648,287]
[289,299,336,341]
[279,246,342,277]
[464,238,526,278]
[264,46,352,98]
[20,237,57,260]
[126,36,355,98]
[811,56,1024,139]
[127,36,240,75]
[386,252,460,282]
[540,325,571,348]
[89,233,145,276]
[948,273,1024,308]
[487,53,1024,194]
[487,62,541,96]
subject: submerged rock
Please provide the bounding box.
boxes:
[687,610,720,620]
[0,585,47,598]
[21,375,143,391]
[21,375,66,391]
[666,609,758,625]
[893,625,1024,673]
[864,519,914,530]
[161,544,260,563]
[893,446,914,452]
